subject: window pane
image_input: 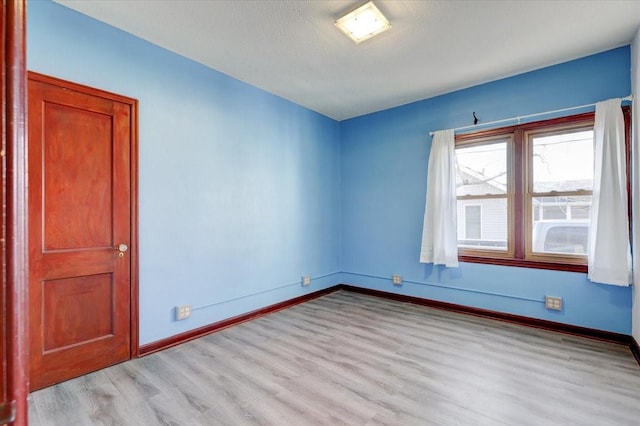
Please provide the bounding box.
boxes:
[456,140,508,196]
[457,198,507,250]
[464,205,481,239]
[531,196,591,255]
[570,204,590,219]
[532,129,593,193]
[532,195,591,220]
[542,205,568,220]
[545,227,588,254]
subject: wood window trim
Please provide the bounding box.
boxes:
[455,108,631,273]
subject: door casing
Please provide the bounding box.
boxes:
[2,1,28,425]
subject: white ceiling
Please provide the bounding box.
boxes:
[54,0,640,121]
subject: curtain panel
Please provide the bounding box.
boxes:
[420,129,459,267]
[588,98,632,286]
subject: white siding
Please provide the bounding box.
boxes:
[457,198,507,247]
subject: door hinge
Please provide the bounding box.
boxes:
[0,401,16,425]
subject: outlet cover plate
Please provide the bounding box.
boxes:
[302,275,311,286]
[392,274,402,286]
[545,296,562,311]
[176,304,191,320]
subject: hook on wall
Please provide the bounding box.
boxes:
[473,112,479,125]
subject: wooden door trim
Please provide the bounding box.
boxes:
[27,71,140,359]
[3,1,28,425]
[28,72,138,108]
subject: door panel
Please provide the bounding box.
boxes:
[43,103,113,249]
[28,74,135,390]
[42,274,113,351]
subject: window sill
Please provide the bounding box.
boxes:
[458,255,587,273]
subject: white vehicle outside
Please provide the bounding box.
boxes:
[531,220,589,254]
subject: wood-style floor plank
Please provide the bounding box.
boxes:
[29,290,640,425]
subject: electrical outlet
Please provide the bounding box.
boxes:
[392,274,402,286]
[175,304,191,320]
[302,275,311,286]
[545,296,563,311]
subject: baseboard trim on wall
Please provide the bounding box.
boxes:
[138,282,640,367]
[631,337,640,366]
[338,285,633,346]
[138,286,338,356]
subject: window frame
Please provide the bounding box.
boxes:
[455,108,631,273]
[456,135,514,259]
[524,122,594,264]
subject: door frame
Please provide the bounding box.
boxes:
[27,71,140,361]
[2,1,27,425]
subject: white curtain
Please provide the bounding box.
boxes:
[588,98,632,286]
[420,129,459,267]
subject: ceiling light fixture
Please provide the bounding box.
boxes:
[335,1,391,44]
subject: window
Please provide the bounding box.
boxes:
[456,138,510,253]
[527,126,592,261]
[454,110,630,272]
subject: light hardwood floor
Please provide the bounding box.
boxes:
[29,290,640,425]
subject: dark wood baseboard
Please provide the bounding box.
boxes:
[138,286,339,356]
[631,337,640,366]
[138,282,640,368]
[338,285,633,347]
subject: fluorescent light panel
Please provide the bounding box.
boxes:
[335,1,391,44]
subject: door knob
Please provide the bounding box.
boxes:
[116,243,128,253]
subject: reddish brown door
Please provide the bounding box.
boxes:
[28,73,137,390]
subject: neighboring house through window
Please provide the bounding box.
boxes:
[464,205,482,240]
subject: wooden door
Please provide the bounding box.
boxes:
[28,72,138,390]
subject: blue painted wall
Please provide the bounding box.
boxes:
[340,47,633,334]
[28,1,342,344]
[28,0,633,340]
